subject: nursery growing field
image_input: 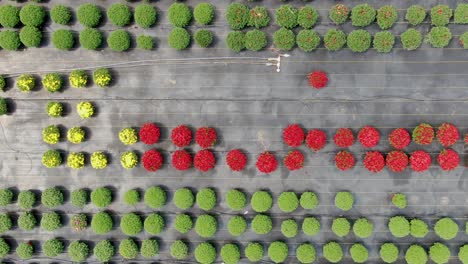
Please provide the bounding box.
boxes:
[2,0,468,263]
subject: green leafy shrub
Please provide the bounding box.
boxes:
[195,214,217,238]
[174,213,193,233]
[71,189,88,208]
[52,29,74,50]
[42,125,60,144]
[91,212,113,234]
[107,30,130,52]
[18,211,36,231]
[0,30,20,51]
[77,101,94,119]
[50,5,71,25]
[144,213,165,234]
[0,213,12,233]
[431,5,452,26]
[141,239,158,258]
[226,31,245,52]
[67,127,85,144]
[16,242,33,260]
[302,217,320,236]
[119,239,138,259]
[297,6,318,29]
[119,127,138,145]
[107,3,131,27]
[43,238,64,257]
[429,243,450,264]
[226,3,249,30]
[226,189,246,210]
[268,241,288,263]
[194,3,214,25]
[248,6,270,28]
[121,151,138,169]
[455,4,468,24]
[67,152,85,169]
[351,4,376,27]
[0,97,6,115]
[71,214,87,231]
[377,5,398,29]
[323,242,343,263]
[350,243,368,263]
[174,188,194,210]
[168,27,190,50]
[196,187,217,210]
[347,30,371,52]
[42,149,62,168]
[195,242,217,264]
[426,26,452,48]
[91,151,108,169]
[19,26,41,48]
[251,190,272,212]
[0,189,13,206]
[353,218,374,238]
[69,241,89,262]
[137,35,153,50]
[278,191,299,213]
[252,214,272,234]
[401,29,422,50]
[91,187,112,208]
[20,4,45,26]
[435,217,459,240]
[123,189,139,206]
[410,218,429,238]
[227,215,246,236]
[42,187,64,208]
[459,245,468,264]
[168,3,192,27]
[77,3,101,27]
[135,4,156,28]
[244,29,267,51]
[79,28,102,50]
[0,76,5,91]
[392,193,407,208]
[380,243,399,263]
[373,31,394,53]
[194,29,213,48]
[405,244,428,264]
[332,217,350,237]
[42,73,62,93]
[170,240,188,260]
[296,243,315,263]
[16,74,35,92]
[329,4,349,25]
[245,242,263,262]
[0,238,9,257]
[93,240,114,262]
[334,191,354,211]
[0,5,20,28]
[388,216,410,238]
[281,219,298,238]
[296,29,320,52]
[324,29,346,51]
[221,243,240,264]
[406,5,426,26]
[144,186,166,208]
[275,5,298,29]
[273,28,295,51]
[120,213,142,235]
[18,190,36,209]
[69,70,88,88]
[40,212,62,231]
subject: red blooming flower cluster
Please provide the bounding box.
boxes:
[256,152,278,173]
[195,127,217,148]
[308,71,328,89]
[386,151,408,173]
[306,129,327,151]
[226,149,247,171]
[142,149,163,172]
[333,128,354,148]
[139,123,160,145]
[412,123,434,145]
[194,149,216,172]
[389,128,411,149]
[436,123,459,147]
[171,150,192,170]
[363,151,385,173]
[437,149,459,171]
[282,124,305,147]
[171,125,192,147]
[283,150,304,171]
[335,150,355,171]
[409,150,431,172]
[358,126,380,148]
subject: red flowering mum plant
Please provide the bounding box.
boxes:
[226,149,247,171]
[171,125,192,147]
[283,150,304,171]
[139,123,160,145]
[386,151,408,173]
[194,149,216,172]
[306,129,327,151]
[409,150,431,172]
[335,150,355,171]
[363,151,385,173]
[389,128,411,149]
[333,128,354,148]
[171,149,192,170]
[142,149,163,172]
[358,126,380,148]
[437,148,459,171]
[308,71,328,89]
[282,124,305,147]
[436,123,459,147]
[412,123,434,145]
[256,152,278,173]
[195,127,217,148]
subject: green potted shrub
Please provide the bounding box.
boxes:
[18,211,36,231]
[0,5,20,28]
[0,189,13,206]
[226,3,249,30]
[245,242,263,262]
[248,6,270,28]
[431,5,452,26]
[107,30,130,52]
[455,4,468,24]
[120,213,143,235]
[281,219,298,238]
[334,191,354,211]
[350,243,369,263]
[410,218,429,238]
[52,29,74,50]
[298,6,318,29]
[68,241,89,262]
[195,242,217,264]
[0,30,20,51]
[405,244,428,264]
[50,5,71,25]
[353,218,374,238]
[388,216,410,238]
[141,239,158,258]
[196,187,217,210]
[168,3,192,27]
[251,190,272,212]
[144,186,166,208]
[226,189,246,210]
[170,240,188,260]
[252,214,272,234]
[144,213,165,234]
[278,191,299,213]
[221,243,240,264]
[79,28,103,50]
[268,241,288,263]
[77,3,101,27]
[93,240,115,262]
[40,212,62,231]
[380,243,399,263]
[401,29,422,50]
[329,4,349,25]
[226,31,245,52]
[275,5,298,29]
[19,26,42,48]
[137,35,153,50]
[41,187,64,208]
[377,5,398,29]
[426,27,452,48]
[119,239,138,259]
[245,29,267,51]
[174,213,193,234]
[347,30,371,52]
[332,217,350,237]
[135,4,156,28]
[195,214,217,238]
[18,190,36,210]
[43,238,64,257]
[324,29,346,51]
[194,29,213,48]
[91,187,112,208]
[302,217,320,236]
[273,28,295,51]
[19,4,45,26]
[429,243,450,264]
[91,211,113,234]
[194,3,214,25]
[71,189,88,208]
[227,215,246,236]
[16,242,33,260]
[0,213,12,233]
[406,5,426,26]
[123,189,140,206]
[296,29,320,52]
[434,217,459,240]
[168,28,190,50]
[107,3,132,27]
[373,31,395,53]
[323,242,343,263]
[174,187,194,210]
[351,4,376,27]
